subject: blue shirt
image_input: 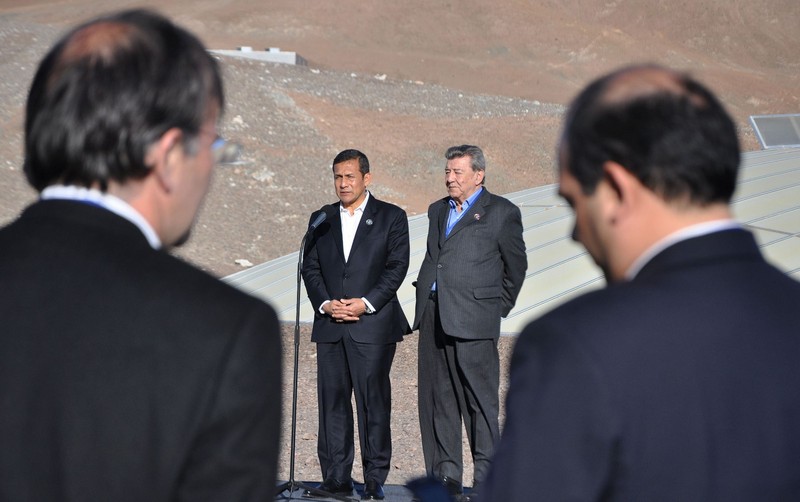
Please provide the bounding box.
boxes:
[432,187,484,292]
[446,187,483,237]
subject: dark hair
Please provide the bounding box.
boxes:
[562,64,740,205]
[445,144,486,185]
[24,9,224,192]
[332,149,370,175]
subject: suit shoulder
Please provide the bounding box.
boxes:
[151,251,277,317]
[485,191,518,209]
[306,202,340,227]
[319,201,340,216]
[525,284,637,340]
[370,196,406,215]
[427,197,449,214]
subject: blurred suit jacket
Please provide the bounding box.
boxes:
[0,200,283,502]
[483,229,800,501]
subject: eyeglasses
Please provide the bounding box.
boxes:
[195,127,243,165]
[211,135,243,165]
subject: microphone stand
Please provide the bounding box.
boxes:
[276,228,354,501]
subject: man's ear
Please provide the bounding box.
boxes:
[145,128,184,193]
[604,161,641,201]
[601,161,643,221]
[475,169,485,186]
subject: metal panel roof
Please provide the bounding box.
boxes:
[224,147,800,335]
[749,114,800,149]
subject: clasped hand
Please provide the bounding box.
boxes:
[325,298,366,322]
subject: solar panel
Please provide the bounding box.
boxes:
[750,114,800,149]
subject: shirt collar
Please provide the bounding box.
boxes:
[449,186,483,210]
[340,191,370,214]
[40,185,162,249]
[625,219,741,280]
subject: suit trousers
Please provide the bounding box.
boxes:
[418,296,500,486]
[316,334,396,484]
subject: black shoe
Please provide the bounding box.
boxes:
[465,480,480,502]
[361,479,385,500]
[406,475,463,502]
[440,476,463,496]
[303,478,354,498]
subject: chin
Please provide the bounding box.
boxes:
[170,228,193,248]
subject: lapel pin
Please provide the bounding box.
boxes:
[474,214,481,221]
[365,219,373,226]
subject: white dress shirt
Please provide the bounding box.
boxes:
[341,192,369,262]
[41,185,161,249]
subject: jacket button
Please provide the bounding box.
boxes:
[437,264,442,269]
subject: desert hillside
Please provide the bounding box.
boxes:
[1,0,798,274]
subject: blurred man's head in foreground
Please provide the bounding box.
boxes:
[557,64,740,281]
[24,9,225,247]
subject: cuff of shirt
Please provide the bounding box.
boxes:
[362,297,376,314]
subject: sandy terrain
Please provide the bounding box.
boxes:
[1,0,798,490]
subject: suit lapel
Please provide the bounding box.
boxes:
[436,199,449,247]
[446,189,490,240]
[328,205,345,263]
[348,196,377,259]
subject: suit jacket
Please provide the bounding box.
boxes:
[302,195,410,344]
[413,188,527,339]
[483,229,800,501]
[0,200,283,502]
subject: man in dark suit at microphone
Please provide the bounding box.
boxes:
[302,149,410,500]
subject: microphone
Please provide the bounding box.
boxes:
[306,210,327,234]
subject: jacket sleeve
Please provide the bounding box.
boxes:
[498,203,527,316]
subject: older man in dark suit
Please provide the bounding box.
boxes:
[302,149,410,500]
[0,9,282,502]
[482,64,800,500]
[413,145,527,500]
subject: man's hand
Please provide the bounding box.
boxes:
[325,298,365,322]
